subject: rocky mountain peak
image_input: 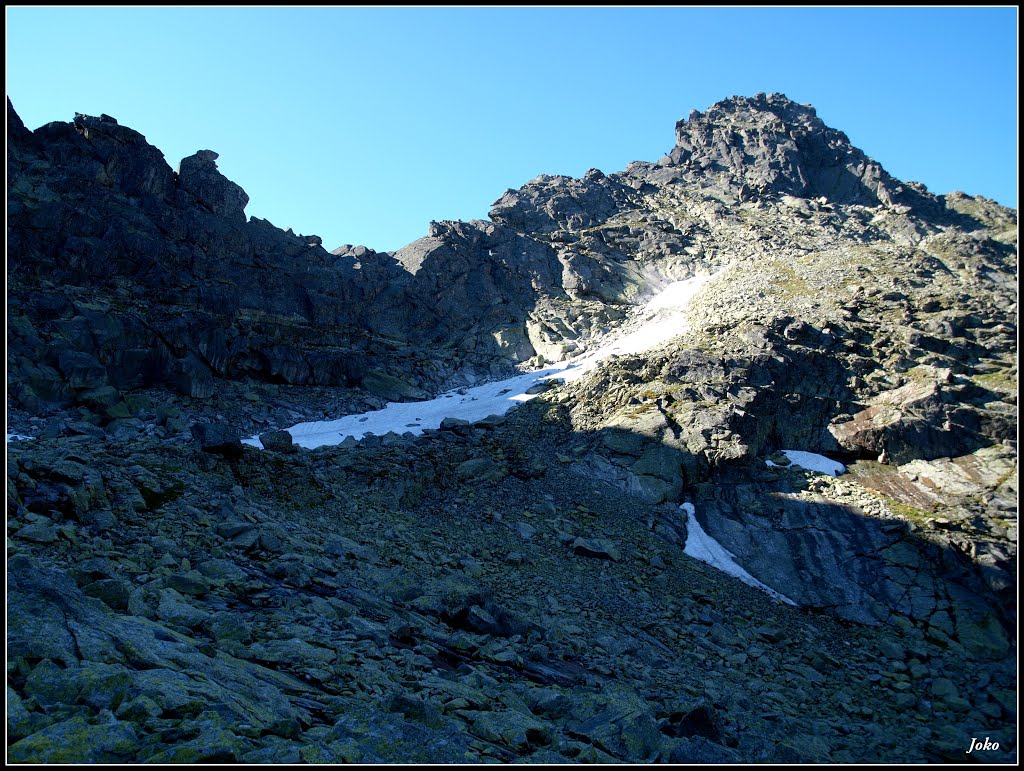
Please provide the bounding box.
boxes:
[662,91,913,207]
[680,92,821,129]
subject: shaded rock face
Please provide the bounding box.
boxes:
[394,219,565,359]
[178,150,249,222]
[5,92,1017,764]
[692,478,1009,654]
[7,102,387,402]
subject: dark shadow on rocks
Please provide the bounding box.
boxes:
[230,397,1015,665]
[567,422,1014,660]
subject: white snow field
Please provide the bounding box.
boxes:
[680,502,797,605]
[766,450,846,477]
[6,434,33,442]
[245,271,720,450]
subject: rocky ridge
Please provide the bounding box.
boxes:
[6,92,1018,763]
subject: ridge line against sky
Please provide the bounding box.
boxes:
[6,6,1018,252]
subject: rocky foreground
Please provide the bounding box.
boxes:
[6,93,1017,763]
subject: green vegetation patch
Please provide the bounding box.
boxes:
[971,369,1017,395]
[874,494,936,527]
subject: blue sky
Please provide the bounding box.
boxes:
[6,7,1018,252]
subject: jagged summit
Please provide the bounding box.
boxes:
[489,92,949,240]
[678,91,822,130]
[655,91,912,207]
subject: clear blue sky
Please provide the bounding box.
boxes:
[6,7,1018,252]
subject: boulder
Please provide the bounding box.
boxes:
[191,423,243,458]
[259,430,297,453]
[828,373,983,464]
[572,537,622,561]
[361,369,429,402]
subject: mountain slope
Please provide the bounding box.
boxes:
[6,93,1017,763]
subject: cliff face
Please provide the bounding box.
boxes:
[8,100,395,401]
[6,94,1018,764]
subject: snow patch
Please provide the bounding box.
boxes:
[6,433,34,442]
[248,368,561,449]
[247,271,721,450]
[680,502,797,605]
[766,450,845,477]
